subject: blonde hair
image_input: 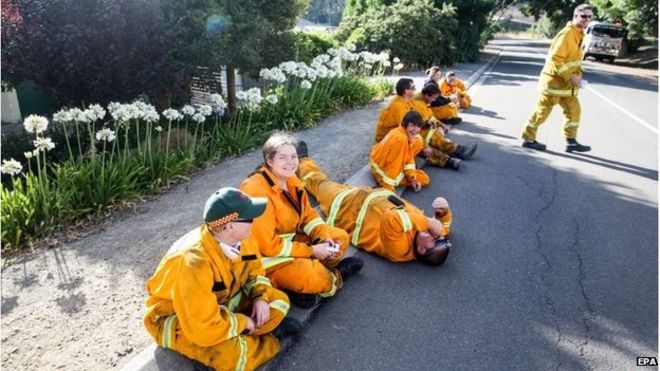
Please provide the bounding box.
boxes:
[262,131,298,166]
[426,66,441,78]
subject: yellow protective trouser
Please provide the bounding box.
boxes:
[369,164,430,191]
[522,93,581,141]
[431,103,460,121]
[459,93,471,109]
[157,289,289,371]
[417,127,458,167]
[265,232,347,297]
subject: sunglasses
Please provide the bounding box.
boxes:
[578,14,592,19]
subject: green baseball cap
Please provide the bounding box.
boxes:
[203,187,267,226]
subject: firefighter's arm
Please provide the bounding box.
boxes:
[173,259,248,346]
[250,200,314,258]
[243,240,273,302]
[550,32,573,81]
[301,199,332,242]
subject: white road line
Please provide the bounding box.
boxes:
[467,53,501,98]
[530,50,658,135]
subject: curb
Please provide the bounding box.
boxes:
[121,44,504,371]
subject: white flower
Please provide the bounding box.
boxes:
[33,137,55,152]
[327,48,338,56]
[32,149,40,157]
[393,57,400,63]
[23,115,49,134]
[24,151,34,159]
[192,112,206,124]
[95,128,116,142]
[162,108,183,121]
[143,109,160,123]
[236,88,263,109]
[1,158,23,176]
[154,126,163,132]
[265,94,278,105]
[346,44,356,51]
[198,105,213,117]
[53,109,73,123]
[301,80,312,90]
[383,60,392,67]
[181,105,195,116]
[394,63,404,71]
[378,51,390,63]
[279,61,299,75]
[107,102,121,114]
[210,94,228,110]
[259,67,286,84]
[89,104,106,121]
[70,108,91,123]
[83,109,97,122]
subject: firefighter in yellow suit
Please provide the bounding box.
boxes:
[370,111,430,192]
[299,155,451,265]
[144,187,302,371]
[374,78,417,143]
[441,71,472,109]
[521,4,594,153]
[240,132,363,308]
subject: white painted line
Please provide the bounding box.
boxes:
[467,53,501,98]
[531,50,658,135]
[583,85,658,135]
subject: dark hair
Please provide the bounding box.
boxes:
[426,66,441,77]
[421,84,440,96]
[574,4,593,15]
[395,78,414,96]
[401,110,424,128]
[419,243,450,266]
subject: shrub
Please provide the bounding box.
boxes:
[293,30,339,63]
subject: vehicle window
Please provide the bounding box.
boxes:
[592,26,625,38]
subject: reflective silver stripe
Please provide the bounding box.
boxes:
[269,299,290,314]
[540,87,576,97]
[403,163,416,171]
[425,128,435,144]
[261,257,294,270]
[301,171,318,184]
[227,291,243,312]
[276,239,292,257]
[527,119,539,129]
[442,220,452,228]
[318,270,338,298]
[235,336,247,371]
[244,275,271,294]
[352,190,393,245]
[370,160,404,186]
[564,121,580,128]
[557,60,582,74]
[327,188,358,226]
[396,209,412,232]
[228,312,238,339]
[161,315,177,349]
[303,217,325,235]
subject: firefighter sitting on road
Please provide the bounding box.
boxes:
[412,83,478,170]
[374,78,418,143]
[425,66,462,125]
[441,71,472,110]
[240,132,363,309]
[370,110,430,192]
[144,187,302,370]
[298,149,452,265]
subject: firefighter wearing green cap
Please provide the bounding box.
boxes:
[144,187,301,370]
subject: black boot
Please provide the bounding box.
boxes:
[296,140,309,158]
[522,140,546,151]
[273,317,303,340]
[286,291,319,309]
[445,157,461,170]
[336,257,363,281]
[454,142,477,160]
[566,139,591,153]
[440,117,462,125]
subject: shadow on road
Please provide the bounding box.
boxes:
[545,150,659,181]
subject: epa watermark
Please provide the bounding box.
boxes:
[637,357,658,367]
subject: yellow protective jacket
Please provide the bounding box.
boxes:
[440,79,467,96]
[370,126,420,189]
[374,95,415,143]
[300,158,429,262]
[144,225,272,347]
[240,167,333,259]
[539,22,584,97]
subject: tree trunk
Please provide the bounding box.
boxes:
[226,65,236,114]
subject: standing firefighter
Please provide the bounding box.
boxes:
[144,187,301,370]
[522,3,593,153]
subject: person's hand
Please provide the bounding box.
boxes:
[439,122,450,133]
[422,147,433,158]
[251,299,270,329]
[245,317,257,335]
[434,207,448,219]
[411,180,422,192]
[450,94,460,105]
[322,239,341,258]
[312,242,334,260]
[569,74,581,87]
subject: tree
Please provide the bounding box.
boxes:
[590,0,658,47]
[303,0,346,25]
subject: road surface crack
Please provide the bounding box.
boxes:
[568,217,594,370]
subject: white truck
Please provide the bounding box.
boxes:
[582,21,627,63]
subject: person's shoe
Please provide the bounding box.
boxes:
[440,117,462,125]
[454,142,477,160]
[286,291,319,309]
[565,139,591,153]
[336,257,363,280]
[273,317,303,340]
[522,140,546,151]
[445,157,461,170]
[296,140,309,158]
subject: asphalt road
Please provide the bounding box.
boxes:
[273,38,658,371]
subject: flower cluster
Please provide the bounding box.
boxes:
[236,88,263,109]
[210,94,228,115]
[23,115,49,134]
[34,137,55,152]
[95,128,116,142]
[0,158,23,176]
[259,67,287,84]
[162,108,183,121]
[53,105,106,124]
[106,101,159,124]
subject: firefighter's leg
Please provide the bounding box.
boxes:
[522,94,558,141]
[460,93,472,109]
[369,164,395,191]
[428,129,459,155]
[238,288,290,336]
[266,258,342,297]
[299,158,353,213]
[425,147,450,167]
[558,96,581,139]
[431,104,459,121]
